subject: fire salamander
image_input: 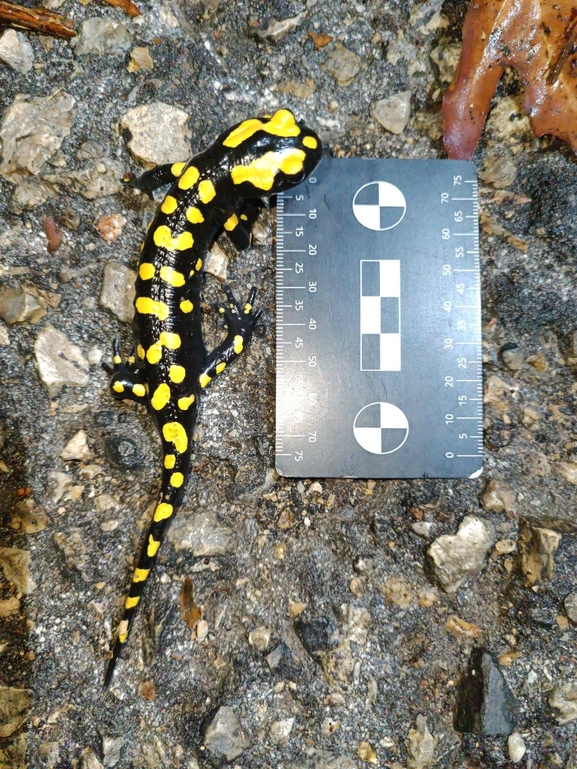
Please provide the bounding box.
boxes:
[103,109,322,686]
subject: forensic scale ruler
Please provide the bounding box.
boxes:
[275,158,483,479]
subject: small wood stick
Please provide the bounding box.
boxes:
[0,0,76,38]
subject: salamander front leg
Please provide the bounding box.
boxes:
[223,199,263,250]
[103,338,148,405]
[199,285,262,390]
[123,161,189,199]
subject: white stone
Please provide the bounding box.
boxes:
[0,30,34,74]
[61,430,91,462]
[427,516,495,593]
[507,733,526,763]
[34,323,89,398]
[120,103,191,167]
[371,91,411,134]
[100,261,136,323]
[270,717,294,746]
[72,18,132,56]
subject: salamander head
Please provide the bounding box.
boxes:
[220,109,322,196]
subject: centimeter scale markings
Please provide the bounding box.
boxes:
[275,158,483,479]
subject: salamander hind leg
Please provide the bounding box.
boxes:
[103,338,148,405]
[199,285,261,389]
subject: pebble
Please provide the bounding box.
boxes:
[499,343,524,371]
[101,735,124,767]
[54,157,125,200]
[80,747,104,769]
[294,615,338,656]
[0,595,20,617]
[549,681,577,724]
[9,497,48,534]
[204,706,250,762]
[96,213,127,243]
[205,242,228,281]
[100,261,136,323]
[0,322,9,346]
[9,177,57,215]
[411,521,434,538]
[0,29,34,74]
[518,519,561,586]
[53,530,88,580]
[557,461,577,485]
[256,13,305,41]
[196,619,209,641]
[0,91,75,181]
[120,103,191,167]
[481,479,515,512]
[127,46,154,72]
[321,43,361,86]
[47,470,75,503]
[0,285,47,325]
[564,593,577,623]
[357,741,377,764]
[0,547,37,594]
[166,511,233,556]
[380,575,415,608]
[0,687,32,738]
[248,625,271,652]
[427,515,495,593]
[276,79,316,99]
[454,648,517,734]
[34,323,89,398]
[39,742,59,769]
[61,429,91,462]
[478,150,517,188]
[270,718,294,746]
[406,715,437,769]
[72,18,132,56]
[429,40,460,83]
[339,604,371,645]
[104,436,143,469]
[371,91,411,135]
[507,733,527,763]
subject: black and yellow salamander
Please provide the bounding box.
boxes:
[103,109,322,686]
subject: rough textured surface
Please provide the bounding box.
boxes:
[0,1,576,767]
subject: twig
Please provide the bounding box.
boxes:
[0,0,76,38]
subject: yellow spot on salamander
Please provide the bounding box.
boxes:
[137,344,145,359]
[153,224,173,249]
[170,472,184,488]
[175,231,193,251]
[112,381,125,393]
[154,502,174,522]
[135,297,169,321]
[164,453,176,469]
[128,355,136,365]
[178,165,200,190]
[159,265,186,287]
[162,422,188,453]
[223,109,301,148]
[147,535,161,557]
[159,331,181,349]
[240,213,248,221]
[113,355,122,365]
[169,364,186,383]
[125,595,140,609]
[118,619,129,643]
[132,383,146,398]
[233,334,244,354]
[244,303,252,314]
[195,258,202,271]
[180,299,193,313]
[146,342,162,364]
[303,135,318,149]
[161,195,178,214]
[231,149,306,190]
[139,263,155,280]
[198,179,216,203]
[199,373,212,388]
[216,362,226,375]
[224,213,239,231]
[133,568,150,582]
[171,162,186,176]
[186,207,204,224]
[151,382,171,410]
[178,395,195,410]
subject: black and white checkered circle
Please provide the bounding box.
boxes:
[352,181,406,231]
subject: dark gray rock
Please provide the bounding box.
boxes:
[104,436,144,469]
[454,648,517,735]
[294,615,338,656]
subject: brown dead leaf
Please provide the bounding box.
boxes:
[180,576,202,629]
[308,30,333,49]
[443,0,577,159]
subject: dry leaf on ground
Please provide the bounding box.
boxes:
[443,0,577,158]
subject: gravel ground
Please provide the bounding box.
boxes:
[0,1,576,767]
